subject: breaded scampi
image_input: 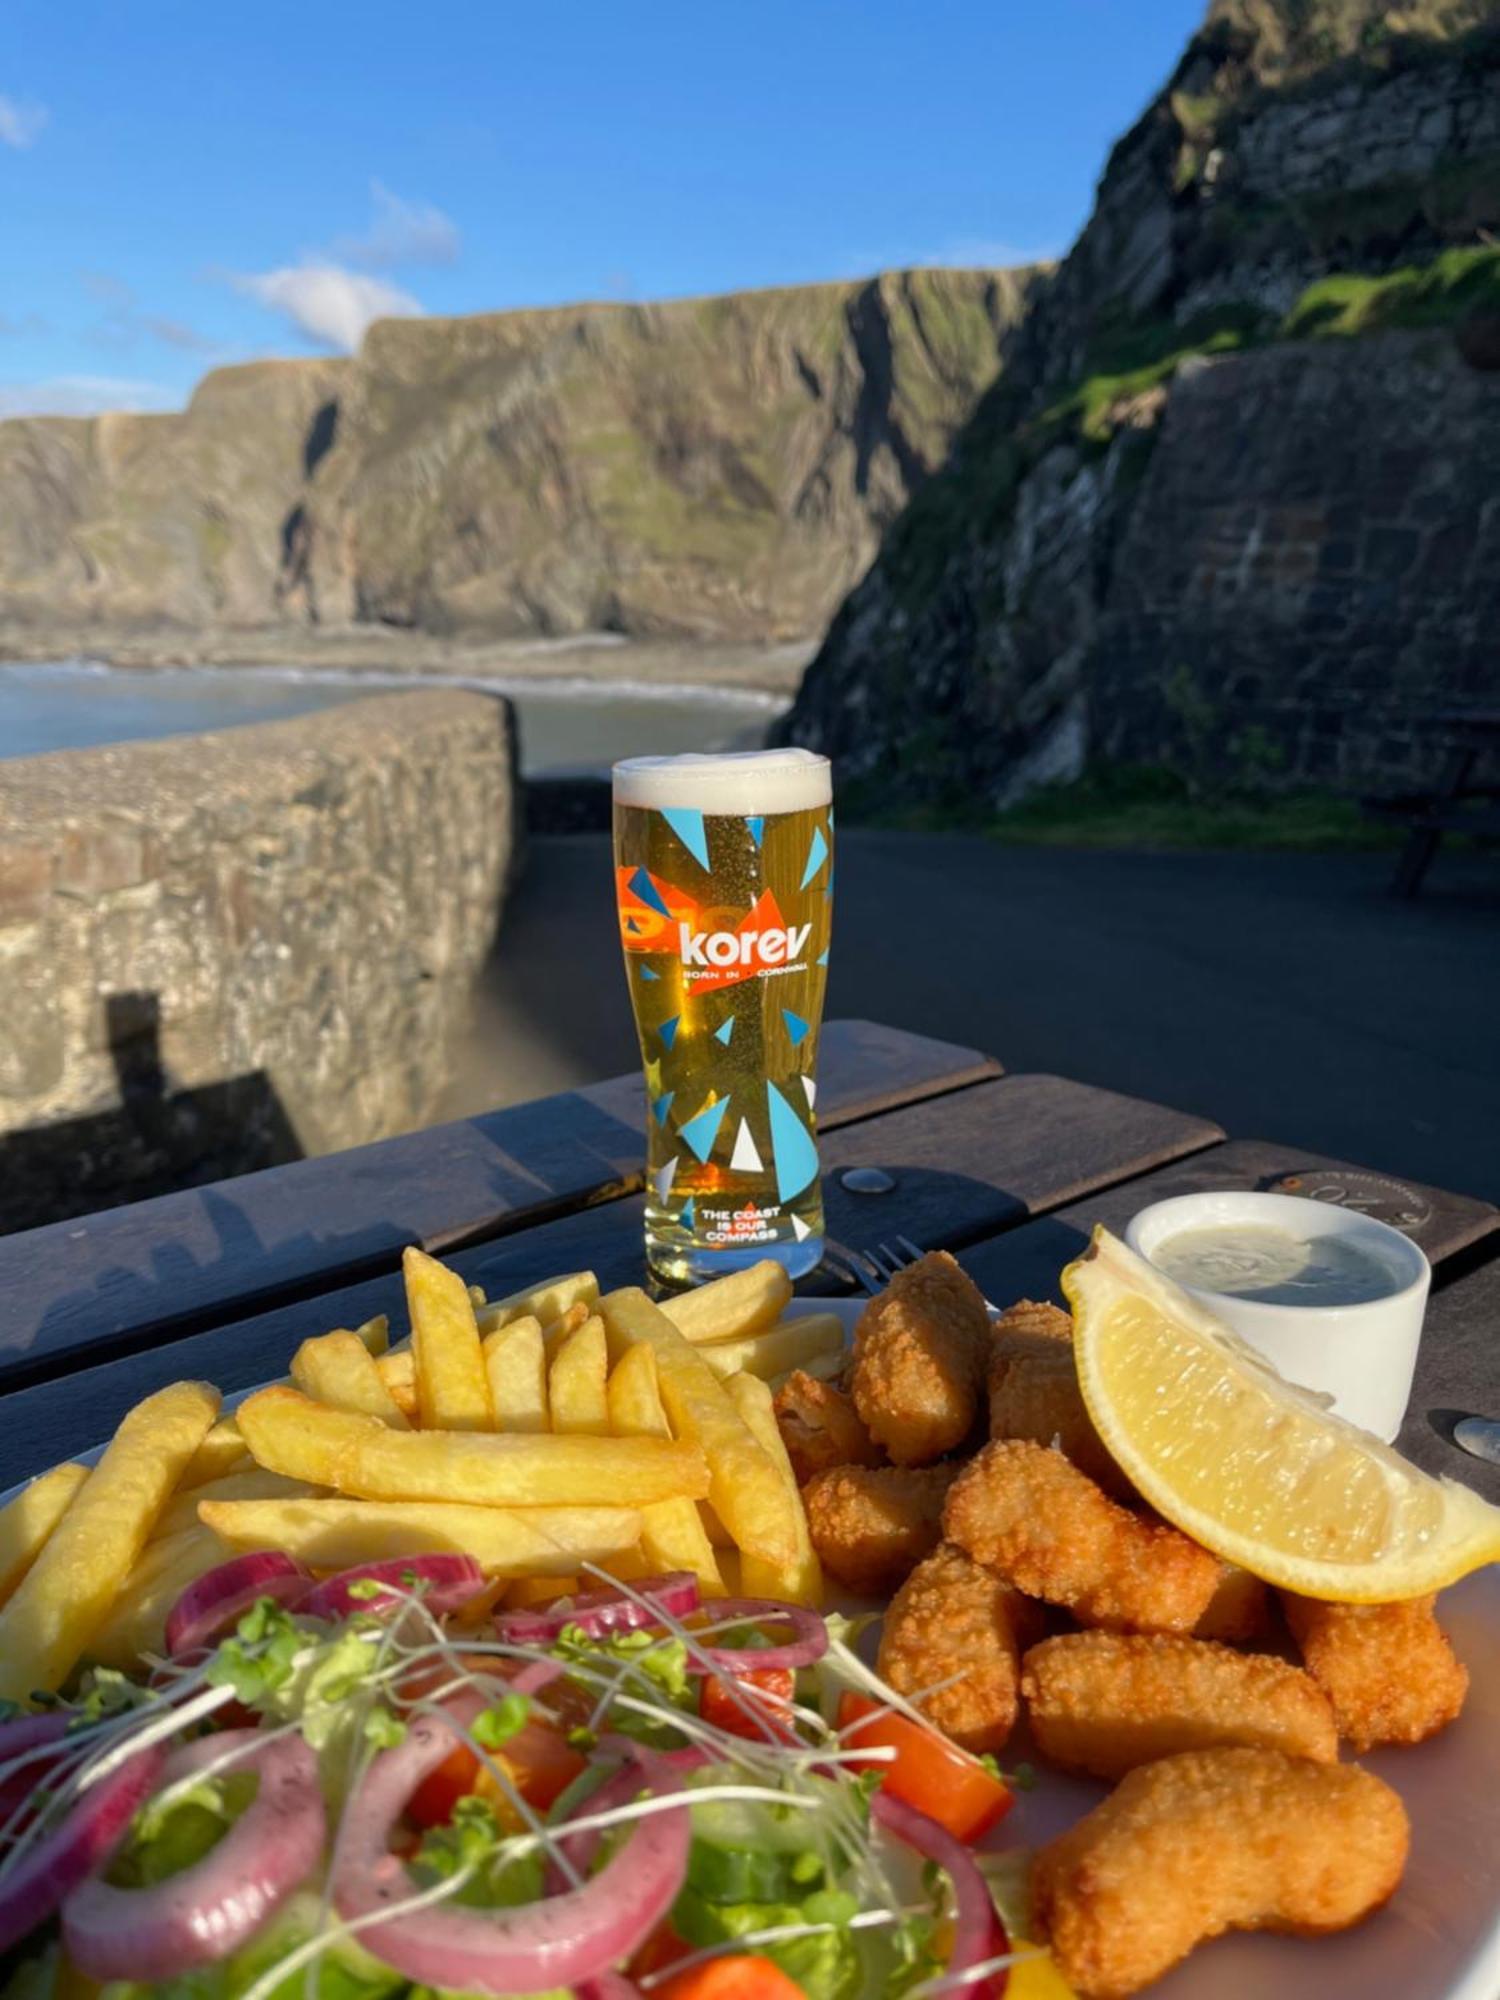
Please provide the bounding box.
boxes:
[943,1440,1220,1634]
[876,1542,1044,1753]
[772,1370,882,1485]
[1031,1747,1410,1999]
[1194,1563,1271,1645]
[1282,1591,1469,1750]
[802,1461,958,1596]
[851,1251,991,1465]
[1021,1631,1337,1779]
[988,1344,1133,1501]
[993,1297,1073,1347]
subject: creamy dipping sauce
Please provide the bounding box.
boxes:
[1153,1222,1406,1307]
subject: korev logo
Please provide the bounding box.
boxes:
[678,889,811,990]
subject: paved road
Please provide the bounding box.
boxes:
[442,832,1500,1204]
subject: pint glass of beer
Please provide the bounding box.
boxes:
[612,749,833,1284]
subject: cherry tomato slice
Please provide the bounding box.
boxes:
[652,1955,807,2000]
[838,1691,1013,1844]
[403,1715,587,1829]
[699,1665,797,1743]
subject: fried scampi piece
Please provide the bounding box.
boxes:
[1194,1562,1271,1645]
[802,1461,958,1596]
[944,1440,1221,1635]
[1281,1591,1469,1750]
[1032,1747,1410,1999]
[993,1298,1073,1347]
[877,1542,1044,1754]
[851,1251,991,1466]
[773,1370,882,1485]
[1021,1631,1336,1780]
[988,1344,1133,1501]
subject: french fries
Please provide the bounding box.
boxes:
[475,1271,599,1336]
[549,1317,610,1436]
[376,1351,420,1423]
[352,1314,390,1358]
[697,1313,846,1383]
[599,1287,799,1569]
[238,1385,708,1507]
[606,1343,725,1595]
[198,1497,642,1575]
[0,1380,219,1699]
[155,1467,321,1542]
[542,1301,590,1358]
[483,1316,548,1432]
[660,1260,792,1344]
[769,1347,846,1392]
[725,1373,823,1608]
[405,1246,493,1431]
[0,1462,90,1607]
[179,1418,250,1488]
[292,1330,412,1429]
[87,1525,236,1671]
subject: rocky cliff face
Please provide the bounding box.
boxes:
[0,269,1041,647]
[782,2,1500,801]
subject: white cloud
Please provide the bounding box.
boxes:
[228,262,421,353]
[0,95,47,150]
[0,375,179,417]
[333,182,459,268]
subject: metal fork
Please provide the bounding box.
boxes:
[824,1235,999,1312]
[823,1234,927,1296]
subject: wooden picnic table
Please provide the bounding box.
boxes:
[1,1018,1496,1501]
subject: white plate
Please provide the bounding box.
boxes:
[801,1296,1500,2000]
[10,1295,1499,1997]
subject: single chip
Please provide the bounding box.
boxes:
[0,1463,90,1608]
[0,1380,220,1699]
[606,1342,725,1595]
[292,1329,412,1429]
[198,1496,642,1575]
[548,1316,610,1436]
[405,1246,493,1432]
[483,1315,549,1433]
[659,1260,792,1344]
[724,1372,823,1608]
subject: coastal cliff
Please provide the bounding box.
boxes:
[0,269,1041,649]
[782,0,1500,800]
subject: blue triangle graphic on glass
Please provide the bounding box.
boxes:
[714,1017,735,1046]
[782,1008,810,1048]
[679,1095,730,1164]
[660,1015,680,1051]
[747,816,765,848]
[627,865,673,919]
[798,824,829,890]
[661,807,710,871]
[766,1081,819,1202]
[639,965,659,981]
[652,1091,675,1126]
[679,1197,696,1232]
[824,864,835,899]
[816,950,829,967]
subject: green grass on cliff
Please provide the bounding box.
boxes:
[871,765,1402,852]
[1283,245,1500,337]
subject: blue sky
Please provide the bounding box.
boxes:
[1,0,1203,416]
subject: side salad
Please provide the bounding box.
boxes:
[0,1553,1028,2000]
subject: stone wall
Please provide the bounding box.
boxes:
[1091,330,1500,786]
[0,689,518,1231]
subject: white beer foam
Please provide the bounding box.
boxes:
[613,747,831,814]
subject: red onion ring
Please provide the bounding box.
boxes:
[62,1728,324,1981]
[165,1553,311,1657]
[494,1573,700,1648]
[0,1743,163,1955]
[301,1555,487,1625]
[333,1694,691,1995]
[0,1712,72,1823]
[683,1597,828,1674]
[872,1790,1011,1997]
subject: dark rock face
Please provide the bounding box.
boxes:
[0,270,1042,648]
[781,4,1500,803]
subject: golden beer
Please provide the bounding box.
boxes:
[613,750,833,1283]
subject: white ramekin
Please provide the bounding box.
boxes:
[1124,1189,1430,1443]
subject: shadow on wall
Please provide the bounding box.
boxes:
[0,994,302,1237]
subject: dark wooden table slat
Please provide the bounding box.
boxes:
[0,1020,999,1389]
[0,1071,1222,1487]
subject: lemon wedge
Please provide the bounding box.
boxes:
[1063,1225,1500,1601]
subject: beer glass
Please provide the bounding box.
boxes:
[612,749,833,1284]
